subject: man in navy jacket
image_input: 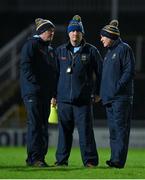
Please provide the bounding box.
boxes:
[100,20,135,168]
[54,15,102,167]
[20,18,56,167]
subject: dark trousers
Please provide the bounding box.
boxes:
[105,100,132,167]
[23,95,50,163]
[56,102,99,166]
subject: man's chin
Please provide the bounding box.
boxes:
[46,38,53,42]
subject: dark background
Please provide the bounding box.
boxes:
[0,0,145,122]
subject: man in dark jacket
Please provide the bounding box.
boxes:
[54,15,102,167]
[100,20,135,168]
[20,18,56,167]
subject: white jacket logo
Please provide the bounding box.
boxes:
[81,54,87,61]
[112,53,116,59]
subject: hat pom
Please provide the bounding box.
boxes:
[109,19,119,27]
[72,15,81,22]
[35,18,43,27]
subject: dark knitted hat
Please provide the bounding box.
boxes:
[35,18,55,35]
[100,20,120,40]
[67,15,84,34]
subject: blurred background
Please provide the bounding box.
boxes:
[0,0,145,147]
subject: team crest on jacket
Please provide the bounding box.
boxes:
[112,53,117,59]
[81,54,88,64]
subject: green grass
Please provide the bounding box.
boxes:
[0,147,145,179]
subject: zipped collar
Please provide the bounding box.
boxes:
[108,37,122,50]
[32,35,51,46]
[66,38,86,50]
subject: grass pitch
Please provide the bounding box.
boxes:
[0,147,145,179]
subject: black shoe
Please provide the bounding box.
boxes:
[27,160,49,167]
[106,160,124,169]
[54,161,68,167]
[106,160,114,167]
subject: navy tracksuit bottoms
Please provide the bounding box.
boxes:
[23,95,50,164]
[105,100,132,167]
[56,102,99,166]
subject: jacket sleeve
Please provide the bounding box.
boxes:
[91,47,103,95]
[116,46,135,93]
[20,40,37,83]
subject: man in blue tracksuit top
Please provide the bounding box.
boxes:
[20,18,56,167]
[100,20,135,168]
[53,15,102,167]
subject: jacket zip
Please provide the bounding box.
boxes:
[69,51,78,101]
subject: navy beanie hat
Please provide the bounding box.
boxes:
[100,20,120,40]
[67,15,84,34]
[35,18,55,35]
